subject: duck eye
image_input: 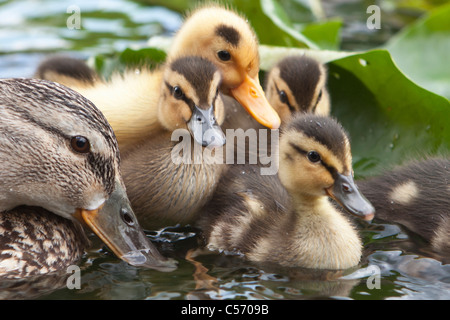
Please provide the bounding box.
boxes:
[307,151,321,163]
[70,136,90,153]
[120,208,135,227]
[173,86,184,99]
[217,50,231,61]
[279,90,288,104]
[317,90,323,102]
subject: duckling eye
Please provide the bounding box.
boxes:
[173,86,184,99]
[70,136,90,154]
[307,151,321,163]
[317,90,323,102]
[279,90,288,104]
[217,50,231,61]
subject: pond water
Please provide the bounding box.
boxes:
[0,0,449,300]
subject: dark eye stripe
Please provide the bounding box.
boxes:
[288,142,337,177]
[165,81,195,110]
[275,83,295,113]
[311,90,323,114]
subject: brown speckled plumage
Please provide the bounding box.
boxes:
[0,206,88,279]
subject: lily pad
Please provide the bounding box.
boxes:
[384,3,450,99]
[327,49,450,178]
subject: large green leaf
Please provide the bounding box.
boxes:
[328,50,450,178]
[384,3,450,99]
[298,18,342,51]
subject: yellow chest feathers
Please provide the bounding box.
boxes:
[248,199,362,270]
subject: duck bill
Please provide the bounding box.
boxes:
[187,105,226,148]
[326,173,375,221]
[76,180,177,272]
[230,73,281,129]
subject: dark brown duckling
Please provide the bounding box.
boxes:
[357,157,450,257]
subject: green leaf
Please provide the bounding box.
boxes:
[90,47,166,79]
[259,0,319,49]
[384,3,450,99]
[327,49,450,178]
[297,18,342,50]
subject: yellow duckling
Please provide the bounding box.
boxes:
[119,56,227,229]
[0,78,175,279]
[223,55,330,131]
[36,5,280,153]
[197,114,375,270]
[357,157,450,257]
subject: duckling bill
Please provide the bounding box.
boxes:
[222,55,330,135]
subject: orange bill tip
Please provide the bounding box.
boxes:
[230,74,281,129]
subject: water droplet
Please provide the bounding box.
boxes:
[359,58,368,66]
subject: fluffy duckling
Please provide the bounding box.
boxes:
[0,78,175,278]
[36,5,280,152]
[264,55,330,119]
[197,114,375,270]
[223,55,330,131]
[120,56,227,229]
[357,158,450,256]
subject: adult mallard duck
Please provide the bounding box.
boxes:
[0,78,176,279]
[197,114,374,270]
[357,157,450,258]
[35,5,280,153]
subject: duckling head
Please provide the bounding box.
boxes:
[157,56,226,148]
[278,114,374,221]
[168,5,280,129]
[0,78,176,271]
[265,56,330,122]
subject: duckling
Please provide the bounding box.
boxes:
[196,114,375,270]
[264,55,330,119]
[35,5,280,153]
[222,55,330,131]
[119,56,227,229]
[0,78,175,278]
[357,157,450,256]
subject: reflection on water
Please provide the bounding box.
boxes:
[0,0,181,77]
[3,221,447,300]
[0,0,448,300]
